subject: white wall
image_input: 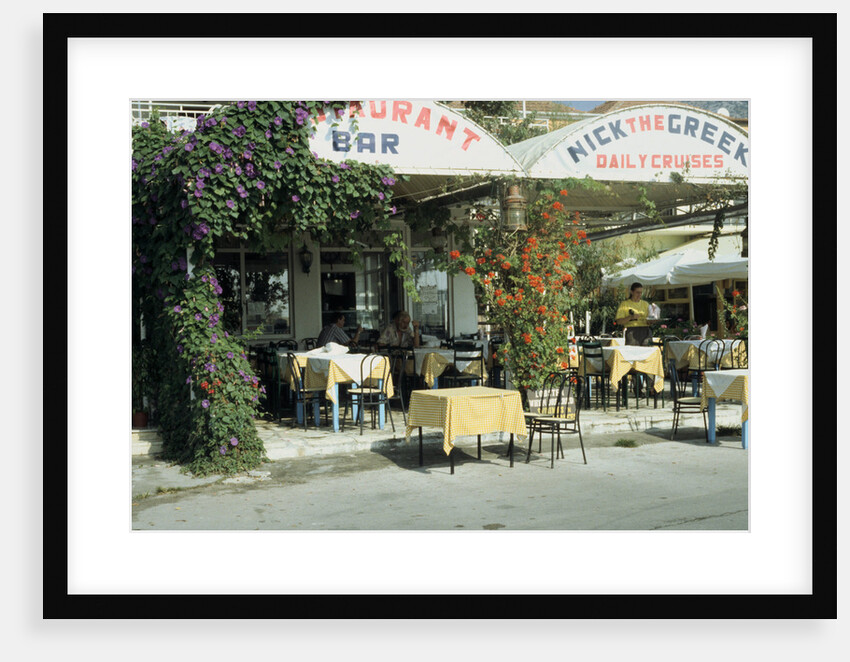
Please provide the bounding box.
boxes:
[290,239,322,343]
[451,272,479,335]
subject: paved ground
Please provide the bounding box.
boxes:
[132,424,748,531]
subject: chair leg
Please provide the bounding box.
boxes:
[671,408,678,440]
[526,425,535,463]
[477,435,481,460]
[578,426,587,464]
[550,430,555,468]
[703,410,708,443]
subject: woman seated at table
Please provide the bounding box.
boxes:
[615,281,652,346]
[377,310,421,349]
[317,312,362,348]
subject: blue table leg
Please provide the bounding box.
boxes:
[351,383,360,425]
[296,401,304,425]
[707,397,716,443]
[692,376,699,397]
[331,383,339,432]
[378,379,385,429]
[313,395,321,427]
[431,377,439,390]
[742,419,749,449]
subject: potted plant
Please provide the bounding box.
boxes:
[132,341,152,428]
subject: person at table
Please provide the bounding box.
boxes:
[317,312,362,348]
[377,310,421,349]
[615,282,652,346]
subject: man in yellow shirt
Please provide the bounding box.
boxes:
[615,282,652,346]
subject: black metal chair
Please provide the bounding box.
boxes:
[578,341,609,411]
[380,347,416,427]
[285,352,328,429]
[644,339,666,408]
[489,337,506,388]
[668,358,708,441]
[442,345,485,388]
[342,354,396,435]
[523,371,564,455]
[276,339,298,351]
[527,372,586,468]
[301,337,318,351]
[724,338,747,369]
[689,338,722,396]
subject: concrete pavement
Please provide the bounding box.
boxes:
[132,419,749,530]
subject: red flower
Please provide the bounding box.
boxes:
[560,361,569,370]
[476,257,486,265]
[542,212,550,219]
[556,347,564,354]
[494,289,503,297]
[485,248,492,257]
[552,201,563,211]
[564,231,572,238]
[537,305,547,314]
[586,239,591,245]
[488,271,495,277]
[483,278,491,285]
[501,262,511,270]
[515,293,523,302]
[497,299,506,306]
[732,290,741,297]
[523,333,532,344]
[560,189,568,196]
[449,250,460,260]
[577,230,586,239]
[464,266,476,276]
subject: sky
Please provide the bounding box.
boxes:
[557,100,606,111]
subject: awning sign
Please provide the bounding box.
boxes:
[309,101,525,176]
[509,103,749,183]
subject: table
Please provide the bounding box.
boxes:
[579,345,664,409]
[412,348,488,389]
[279,350,393,432]
[404,386,528,473]
[701,369,749,448]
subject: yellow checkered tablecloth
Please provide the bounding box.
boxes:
[302,355,394,405]
[416,350,488,388]
[701,369,749,423]
[279,352,309,391]
[578,346,664,393]
[404,386,528,456]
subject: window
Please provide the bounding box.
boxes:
[409,252,449,339]
[210,249,292,338]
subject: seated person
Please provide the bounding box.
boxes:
[317,312,362,347]
[615,281,652,346]
[377,310,420,349]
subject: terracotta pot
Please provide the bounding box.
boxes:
[132,411,149,429]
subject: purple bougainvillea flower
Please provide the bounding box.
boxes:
[285,146,294,155]
[257,180,265,189]
[215,163,224,174]
[185,143,194,152]
[245,163,255,176]
[181,199,188,209]
[202,399,210,409]
[209,141,221,153]
[234,165,242,176]
[378,192,385,200]
[274,116,282,126]
[230,437,238,446]
[141,121,149,128]
[274,160,281,169]
[227,351,234,359]
[237,101,245,109]
[247,101,257,111]
[339,163,350,170]
[196,180,205,190]
[177,345,183,353]
[195,313,202,321]
[193,189,203,198]
[390,205,397,214]
[201,275,208,283]
[292,195,300,202]
[350,211,360,219]
[332,175,339,183]
[312,151,318,159]
[219,446,227,455]
[226,199,235,209]
[173,305,182,313]
[211,334,218,343]
[186,376,192,384]
[265,129,272,139]
[243,150,252,160]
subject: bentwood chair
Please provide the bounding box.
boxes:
[724,338,748,369]
[342,354,396,435]
[276,339,298,351]
[489,336,506,388]
[301,337,318,351]
[527,372,586,468]
[285,352,329,429]
[689,338,722,396]
[380,347,416,426]
[668,359,708,441]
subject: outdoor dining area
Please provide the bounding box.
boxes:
[246,324,749,474]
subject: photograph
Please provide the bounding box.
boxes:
[130,97,752,531]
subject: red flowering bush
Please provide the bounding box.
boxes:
[441,183,600,397]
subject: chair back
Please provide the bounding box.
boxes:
[698,338,723,371]
[453,344,484,376]
[727,338,747,369]
[453,340,477,350]
[533,372,565,416]
[277,339,298,351]
[286,352,306,392]
[667,358,687,402]
[556,372,582,421]
[302,337,317,351]
[359,353,391,397]
[579,341,605,377]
